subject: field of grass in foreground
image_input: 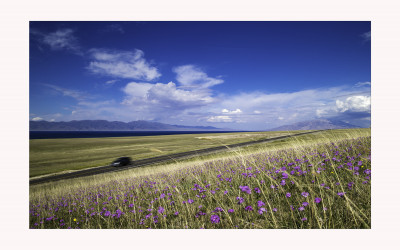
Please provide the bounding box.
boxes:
[29,129,371,229]
[29,131,298,177]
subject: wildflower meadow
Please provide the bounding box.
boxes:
[29,132,371,229]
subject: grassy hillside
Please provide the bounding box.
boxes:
[29,131,298,177]
[29,128,371,229]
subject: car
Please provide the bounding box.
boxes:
[110,157,132,167]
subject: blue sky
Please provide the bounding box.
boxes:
[29,21,371,130]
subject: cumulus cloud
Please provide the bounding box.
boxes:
[173,65,223,89]
[122,81,215,110]
[87,49,161,81]
[32,117,43,121]
[31,28,81,54]
[336,96,371,113]
[222,108,242,114]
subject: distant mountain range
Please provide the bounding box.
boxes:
[30,120,228,131]
[268,119,361,131]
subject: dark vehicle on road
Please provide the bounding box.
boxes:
[110,157,132,167]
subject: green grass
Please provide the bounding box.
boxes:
[29,128,371,229]
[29,131,298,177]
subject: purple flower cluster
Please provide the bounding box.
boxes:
[239,186,251,194]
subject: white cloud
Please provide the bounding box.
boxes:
[32,28,81,54]
[105,80,118,85]
[87,49,161,81]
[78,100,115,108]
[117,83,371,129]
[355,81,371,87]
[173,65,223,89]
[207,116,232,123]
[122,81,215,109]
[336,96,371,113]
[43,84,88,101]
[222,108,242,114]
[30,113,62,122]
[316,109,327,117]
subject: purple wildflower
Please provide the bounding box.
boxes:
[301,217,307,221]
[314,197,322,203]
[236,197,244,204]
[228,209,234,213]
[210,214,220,224]
[245,206,254,211]
[257,200,265,207]
[187,199,194,204]
[272,208,277,212]
[286,192,291,198]
[302,202,309,207]
[254,187,261,193]
[239,186,252,194]
[337,192,345,197]
[157,206,165,214]
[298,206,305,211]
[301,192,309,198]
[258,207,267,215]
[213,207,224,213]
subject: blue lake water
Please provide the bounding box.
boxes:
[30,131,244,139]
